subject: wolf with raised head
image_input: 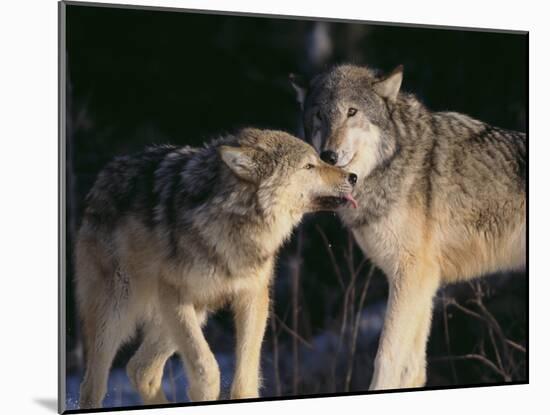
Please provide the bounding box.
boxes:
[76,128,357,408]
[292,64,526,390]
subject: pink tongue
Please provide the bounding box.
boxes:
[343,193,358,209]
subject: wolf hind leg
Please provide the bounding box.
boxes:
[79,303,134,409]
[127,320,176,405]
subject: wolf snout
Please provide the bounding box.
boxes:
[320,150,338,165]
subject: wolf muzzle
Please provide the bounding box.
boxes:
[321,150,338,165]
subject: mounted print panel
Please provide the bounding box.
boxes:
[59,1,527,413]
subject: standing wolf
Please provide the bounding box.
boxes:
[76,128,357,408]
[292,64,526,390]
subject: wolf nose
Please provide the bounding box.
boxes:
[348,173,357,186]
[321,150,338,165]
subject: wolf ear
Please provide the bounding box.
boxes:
[219,145,258,183]
[373,65,403,102]
[289,73,307,109]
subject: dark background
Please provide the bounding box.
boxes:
[64,3,527,408]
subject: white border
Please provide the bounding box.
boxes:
[1,0,546,414]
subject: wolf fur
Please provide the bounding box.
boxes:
[292,64,526,390]
[75,128,357,408]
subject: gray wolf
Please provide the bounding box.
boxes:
[291,64,526,390]
[75,127,358,408]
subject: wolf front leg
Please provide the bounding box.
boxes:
[126,319,176,405]
[230,284,270,399]
[400,295,436,388]
[158,279,220,402]
[369,259,440,390]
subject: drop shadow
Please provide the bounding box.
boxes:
[34,398,57,413]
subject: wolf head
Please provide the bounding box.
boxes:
[291,64,403,180]
[219,128,358,214]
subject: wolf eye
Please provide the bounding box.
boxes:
[304,163,315,170]
[347,108,358,117]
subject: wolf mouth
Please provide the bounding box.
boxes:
[315,193,358,210]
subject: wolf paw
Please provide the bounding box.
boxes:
[187,358,221,402]
[230,389,259,400]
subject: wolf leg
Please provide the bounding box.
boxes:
[79,309,131,409]
[399,297,434,388]
[369,261,439,390]
[127,320,176,405]
[158,279,220,402]
[230,285,270,399]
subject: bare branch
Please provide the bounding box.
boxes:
[505,339,526,354]
[448,283,519,382]
[315,224,345,291]
[290,230,304,395]
[270,305,282,396]
[273,312,313,349]
[344,263,375,391]
[431,354,508,380]
[448,299,484,321]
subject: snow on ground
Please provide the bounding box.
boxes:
[66,353,235,410]
[66,301,385,409]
